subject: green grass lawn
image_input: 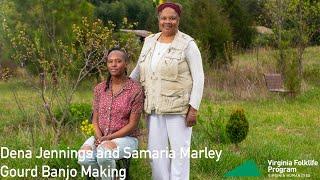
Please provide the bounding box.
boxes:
[1,47,319,179]
[1,80,319,179]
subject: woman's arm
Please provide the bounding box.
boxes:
[102,112,141,140]
[129,62,140,81]
[92,110,102,139]
[185,41,204,127]
[130,40,149,81]
[185,40,204,111]
[92,84,103,145]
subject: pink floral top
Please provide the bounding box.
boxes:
[93,78,144,137]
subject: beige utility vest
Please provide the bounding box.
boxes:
[138,31,193,114]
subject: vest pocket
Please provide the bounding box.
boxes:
[159,89,189,113]
[160,57,179,81]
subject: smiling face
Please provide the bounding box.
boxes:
[158,7,180,36]
[106,50,127,77]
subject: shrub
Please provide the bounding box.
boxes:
[226,108,249,147]
[93,0,157,31]
[275,49,301,93]
[253,34,274,47]
[55,103,92,125]
[310,30,320,45]
[0,67,12,81]
[80,119,94,136]
[197,105,229,144]
[284,51,301,93]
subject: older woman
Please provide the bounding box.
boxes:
[130,2,204,180]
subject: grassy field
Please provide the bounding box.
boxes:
[0,47,319,179]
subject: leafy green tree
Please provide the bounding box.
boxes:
[0,0,95,73]
[177,0,233,66]
[0,1,18,63]
[265,0,320,92]
[93,0,157,31]
[219,0,256,49]
[3,17,141,143]
[10,0,94,42]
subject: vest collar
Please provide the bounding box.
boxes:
[150,31,187,51]
[152,30,182,42]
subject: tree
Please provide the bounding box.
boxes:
[219,0,256,49]
[1,1,141,144]
[92,0,158,31]
[0,0,95,73]
[265,0,320,92]
[3,17,141,144]
[177,0,233,67]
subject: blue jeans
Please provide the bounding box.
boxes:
[78,136,138,180]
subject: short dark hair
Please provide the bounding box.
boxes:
[104,47,129,62]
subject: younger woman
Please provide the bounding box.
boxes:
[78,47,144,180]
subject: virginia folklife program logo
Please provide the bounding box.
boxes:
[224,159,319,178]
[267,159,319,178]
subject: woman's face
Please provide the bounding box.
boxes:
[106,50,127,77]
[158,7,179,36]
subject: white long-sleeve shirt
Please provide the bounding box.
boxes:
[130,40,204,110]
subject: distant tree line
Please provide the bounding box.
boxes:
[88,0,263,67]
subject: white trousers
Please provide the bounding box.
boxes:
[148,113,192,180]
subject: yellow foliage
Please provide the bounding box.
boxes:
[80,119,94,136]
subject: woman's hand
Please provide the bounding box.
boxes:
[94,135,112,147]
[186,106,197,127]
[99,135,113,143]
[94,138,101,147]
[94,135,102,146]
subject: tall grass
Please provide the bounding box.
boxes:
[204,46,320,101]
